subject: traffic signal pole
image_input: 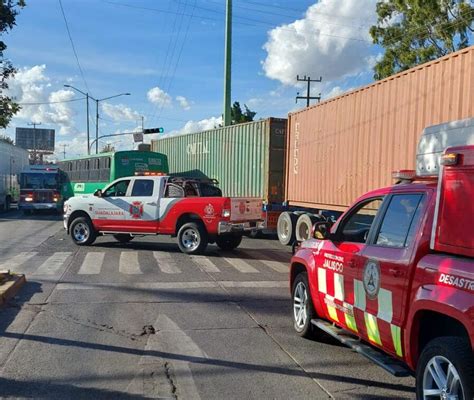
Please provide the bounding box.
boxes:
[223,0,232,126]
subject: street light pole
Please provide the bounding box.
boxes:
[64,85,90,154]
[95,98,99,154]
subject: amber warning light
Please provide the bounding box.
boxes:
[392,170,417,181]
[134,172,166,176]
[440,153,459,166]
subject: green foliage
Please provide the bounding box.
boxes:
[100,144,115,153]
[370,0,474,80]
[0,134,14,145]
[0,1,25,129]
[231,101,257,125]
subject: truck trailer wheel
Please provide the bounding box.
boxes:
[70,216,97,246]
[177,222,208,255]
[113,234,133,243]
[292,272,316,338]
[295,214,320,241]
[216,235,242,251]
[416,336,474,400]
[277,212,297,246]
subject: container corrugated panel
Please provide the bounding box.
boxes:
[286,46,474,211]
[152,118,287,202]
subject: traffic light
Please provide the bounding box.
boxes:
[143,127,164,134]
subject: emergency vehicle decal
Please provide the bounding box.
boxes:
[438,273,474,292]
[129,201,144,219]
[317,262,404,358]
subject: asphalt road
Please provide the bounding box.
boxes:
[0,211,416,399]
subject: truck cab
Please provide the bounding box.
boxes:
[290,119,474,399]
[63,174,264,254]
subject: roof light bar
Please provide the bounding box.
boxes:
[392,169,417,181]
[134,172,165,176]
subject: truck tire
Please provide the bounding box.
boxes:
[416,336,474,400]
[177,222,208,255]
[216,235,242,251]
[292,272,316,338]
[113,234,133,243]
[277,212,297,246]
[70,216,97,246]
[295,213,319,241]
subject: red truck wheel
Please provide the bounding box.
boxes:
[416,337,474,400]
[177,222,208,254]
[292,272,316,338]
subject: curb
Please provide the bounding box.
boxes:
[0,273,26,306]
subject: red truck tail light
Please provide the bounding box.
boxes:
[222,198,231,218]
[440,152,459,166]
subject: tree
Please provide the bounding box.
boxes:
[100,144,115,153]
[370,0,474,80]
[230,101,257,125]
[0,134,14,145]
[1,1,25,129]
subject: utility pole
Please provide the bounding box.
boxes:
[223,0,232,126]
[86,93,90,154]
[95,98,99,154]
[296,75,322,108]
[61,144,68,159]
[27,122,41,165]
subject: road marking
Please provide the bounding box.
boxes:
[78,252,104,275]
[190,255,220,273]
[33,252,72,276]
[223,257,259,273]
[153,251,181,274]
[239,250,288,273]
[119,252,142,275]
[56,280,287,290]
[0,251,37,271]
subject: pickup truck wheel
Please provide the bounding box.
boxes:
[416,337,474,400]
[177,222,208,254]
[216,235,242,251]
[70,217,97,246]
[292,272,316,338]
[113,234,133,243]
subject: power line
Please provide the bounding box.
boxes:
[18,97,86,106]
[58,0,91,94]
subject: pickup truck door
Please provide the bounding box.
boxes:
[125,178,160,233]
[358,193,425,357]
[314,197,385,332]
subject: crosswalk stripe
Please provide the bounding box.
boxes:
[0,251,37,271]
[238,250,288,273]
[190,255,220,273]
[78,252,104,275]
[33,252,72,276]
[153,252,181,274]
[223,257,259,273]
[119,252,142,275]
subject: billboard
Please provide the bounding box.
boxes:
[15,127,55,152]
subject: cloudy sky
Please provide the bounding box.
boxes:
[2,0,381,159]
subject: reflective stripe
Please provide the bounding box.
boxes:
[325,295,339,322]
[334,272,344,301]
[364,312,382,346]
[318,268,327,294]
[377,288,393,323]
[354,279,366,310]
[391,324,403,357]
[343,302,358,332]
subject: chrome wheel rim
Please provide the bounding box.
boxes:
[293,281,308,330]
[73,222,89,243]
[182,228,200,251]
[298,221,310,240]
[279,218,290,241]
[423,355,464,400]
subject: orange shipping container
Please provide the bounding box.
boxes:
[286,46,474,211]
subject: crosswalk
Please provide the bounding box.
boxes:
[0,249,290,277]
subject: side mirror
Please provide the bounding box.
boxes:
[311,221,332,240]
[94,189,102,197]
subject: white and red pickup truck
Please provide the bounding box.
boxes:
[63,175,264,254]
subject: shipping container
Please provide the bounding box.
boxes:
[152,118,287,230]
[0,142,29,210]
[279,46,474,244]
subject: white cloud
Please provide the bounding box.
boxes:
[101,102,141,122]
[176,95,191,110]
[324,85,354,100]
[262,0,377,86]
[6,65,77,135]
[160,116,222,138]
[147,87,172,108]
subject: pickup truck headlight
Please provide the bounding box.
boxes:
[222,209,231,218]
[63,203,68,213]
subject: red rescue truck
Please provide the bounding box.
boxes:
[63,175,263,254]
[290,120,474,399]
